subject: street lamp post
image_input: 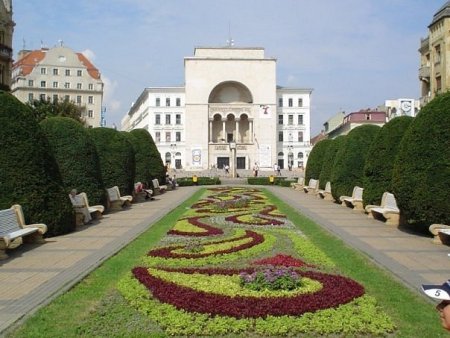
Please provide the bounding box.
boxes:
[229,141,236,178]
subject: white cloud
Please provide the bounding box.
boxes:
[81,48,96,62]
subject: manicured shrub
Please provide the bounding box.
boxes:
[126,129,165,186]
[247,177,286,185]
[392,93,450,231]
[318,136,346,190]
[87,128,136,196]
[0,91,74,236]
[305,139,332,185]
[177,177,221,186]
[40,117,106,206]
[363,116,413,206]
[331,125,380,201]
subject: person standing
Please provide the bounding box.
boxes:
[253,163,259,177]
[277,164,281,176]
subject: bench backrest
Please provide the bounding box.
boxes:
[107,186,120,201]
[325,181,331,193]
[352,186,363,200]
[297,177,304,185]
[0,208,20,236]
[152,179,160,189]
[308,179,318,189]
[382,192,399,210]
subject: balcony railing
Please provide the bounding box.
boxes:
[0,43,12,60]
[419,66,430,79]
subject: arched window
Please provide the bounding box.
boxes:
[278,152,284,157]
[298,152,304,159]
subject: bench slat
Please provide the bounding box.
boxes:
[0,209,21,236]
[4,228,38,241]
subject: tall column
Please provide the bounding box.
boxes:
[235,118,240,143]
[250,120,253,143]
[209,120,212,142]
[222,119,226,142]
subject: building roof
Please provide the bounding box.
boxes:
[13,48,101,79]
[429,1,450,27]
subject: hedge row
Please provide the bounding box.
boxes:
[177,177,221,186]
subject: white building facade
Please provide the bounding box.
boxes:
[122,47,312,171]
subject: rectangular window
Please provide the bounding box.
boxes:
[165,114,171,125]
[176,98,181,106]
[77,83,82,89]
[76,96,82,104]
[64,95,70,101]
[278,114,283,125]
[40,81,46,88]
[155,114,161,125]
[53,68,58,75]
[156,98,160,106]
[176,114,181,124]
[41,68,46,75]
[77,70,82,76]
[88,110,93,118]
[65,69,71,76]
[88,83,93,90]
[155,132,161,143]
[436,76,442,92]
[165,132,171,142]
[278,98,283,107]
[64,82,70,89]
[298,131,304,142]
[28,93,34,101]
[53,94,58,102]
[176,131,181,142]
[298,115,303,125]
[53,81,58,88]
[28,80,34,87]
[288,98,293,107]
[288,115,293,125]
[166,98,170,107]
[278,131,283,142]
[88,96,93,104]
[40,94,46,100]
[298,98,303,107]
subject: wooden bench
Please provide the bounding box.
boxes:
[69,191,104,226]
[303,178,319,194]
[365,192,400,226]
[0,205,47,260]
[133,182,154,202]
[152,179,167,195]
[429,224,450,245]
[291,177,305,191]
[317,181,333,201]
[107,186,132,211]
[340,186,364,211]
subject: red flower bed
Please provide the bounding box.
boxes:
[225,214,284,226]
[168,216,224,237]
[252,254,315,268]
[132,267,365,318]
[148,230,265,258]
[259,205,287,218]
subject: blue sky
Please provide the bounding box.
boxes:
[12,0,441,135]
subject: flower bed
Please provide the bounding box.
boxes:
[119,187,395,335]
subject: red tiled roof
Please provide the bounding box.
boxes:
[77,53,100,79]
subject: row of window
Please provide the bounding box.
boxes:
[278,114,304,125]
[155,97,182,107]
[278,131,304,142]
[154,131,182,143]
[41,67,83,77]
[28,93,95,107]
[29,79,95,90]
[155,113,182,125]
[278,98,303,108]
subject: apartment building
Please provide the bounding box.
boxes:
[0,0,13,90]
[11,45,104,127]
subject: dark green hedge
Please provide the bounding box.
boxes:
[177,176,221,186]
[318,136,346,190]
[247,177,289,185]
[40,117,106,206]
[87,128,136,196]
[392,93,450,231]
[305,139,332,185]
[128,129,165,186]
[362,116,413,206]
[331,125,380,201]
[0,91,74,236]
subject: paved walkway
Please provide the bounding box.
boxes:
[1,184,449,335]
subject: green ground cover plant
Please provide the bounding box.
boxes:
[7,188,444,337]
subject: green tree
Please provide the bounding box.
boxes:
[363,116,413,206]
[318,136,347,191]
[0,91,74,236]
[392,93,450,231]
[305,139,332,185]
[27,97,87,125]
[331,125,380,201]
[40,117,106,206]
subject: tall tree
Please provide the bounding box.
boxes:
[26,97,87,125]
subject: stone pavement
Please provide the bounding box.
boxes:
[1,183,449,335]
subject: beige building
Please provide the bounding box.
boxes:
[122,46,313,171]
[0,0,14,90]
[419,1,450,105]
[11,45,104,127]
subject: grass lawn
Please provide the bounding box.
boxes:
[6,187,445,337]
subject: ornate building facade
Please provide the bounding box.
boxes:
[0,0,14,90]
[122,46,312,171]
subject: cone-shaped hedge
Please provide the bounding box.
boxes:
[304,139,332,185]
[40,117,107,206]
[0,91,75,236]
[363,116,413,206]
[331,125,380,201]
[87,128,136,196]
[392,93,450,231]
[318,136,347,191]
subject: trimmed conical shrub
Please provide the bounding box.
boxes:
[318,136,347,191]
[305,139,332,185]
[87,128,136,196]
[392,93,450,231]
[0,91,74,236]
[331,125,380,201]
[363,116,413,206]
[40,117,106,206]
